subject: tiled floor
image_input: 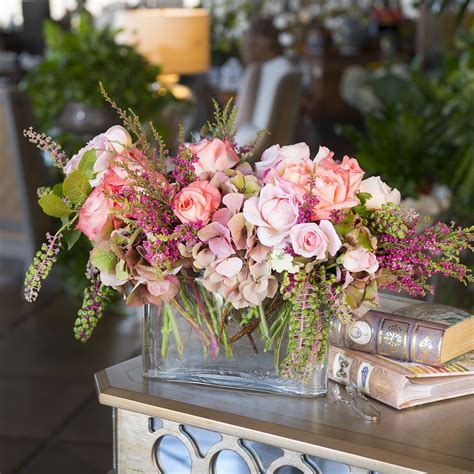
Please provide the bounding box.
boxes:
[0,258,142,473]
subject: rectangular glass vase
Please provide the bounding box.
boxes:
[142,280,328,397]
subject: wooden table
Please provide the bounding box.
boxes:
[95,357,474,474]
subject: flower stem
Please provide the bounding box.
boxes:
[258,303,270,340]
[167,306,184,357]
[161,304,171,358]
[169,298,211,347]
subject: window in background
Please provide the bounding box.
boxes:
[0,0,22,30]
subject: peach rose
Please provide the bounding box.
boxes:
[173,180,221,224]
[312,149,364,220]
[290,220,342,259]
[255,142,310,178]
[191,138,239,175]
[243,184,299,246]
[265,157,314,198]
[342,248,379,274]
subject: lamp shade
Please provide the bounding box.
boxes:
[116,8,210,75]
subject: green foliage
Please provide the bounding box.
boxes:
[78,149,97,180]
[63,229,81,250]
[340,28,474,216]
[201,99,238,142]
[63,171,91,205]
[38,194,73,218]
[90,248,117,274]
[21,13,162,130]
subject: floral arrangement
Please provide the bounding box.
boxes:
[24,96,473,380]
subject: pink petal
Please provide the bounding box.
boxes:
[257,226,287,246]
[243,197,267,227]
[209,237,234,259]
[215,257,243,277]
[319,220,342,256]
[223,192,244,214]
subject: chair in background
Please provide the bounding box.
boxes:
[0,85,52,271]
[234,56,303,161]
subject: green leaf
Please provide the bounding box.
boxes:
[90,248,117,274]
[38,194,73,218]
[78,149,96,180]
[334,222,354,237]
[115,260,128,280]
[52,183,63,196]
[63,171,91,205]
[358,230,374,250]
[64,229,81,250]
[356,192,372,206]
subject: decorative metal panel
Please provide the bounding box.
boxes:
[116,409,370,474]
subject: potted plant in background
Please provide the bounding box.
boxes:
[20,11,171,150]
[339,26,474,223]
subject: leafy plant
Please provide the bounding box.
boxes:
[340,27,474,216]
[21,12,163,130]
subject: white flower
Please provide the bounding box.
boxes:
[359,176,401,210]
[270,249,301,274]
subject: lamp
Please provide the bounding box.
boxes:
[116,8,210,100]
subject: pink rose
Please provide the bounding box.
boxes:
[76,167,127,241]
[342,249,379,274]
[243,184,299,246]
[64,125,132,178]
[312,150,364,220]
[255,143,310,178]
[191,138,239,175]
[173,180,221,224]
[264,157,314,198]
[290,220,342,259]
[76,184,113,241]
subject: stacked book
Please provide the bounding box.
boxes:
[328,294,474,409]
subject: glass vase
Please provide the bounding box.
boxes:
[142,278,328,397]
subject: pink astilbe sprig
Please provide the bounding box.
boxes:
[378,222,473,297]
[23,127,68,168]
[24,232,62,302]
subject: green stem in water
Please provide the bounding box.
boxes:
[258,303,270,339]
[167,305,184,358]
[169,299,211,347]
[161,304,171,358]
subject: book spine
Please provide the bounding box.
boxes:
[328,346,406,409]
[329,311,446,366]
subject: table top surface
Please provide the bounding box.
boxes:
[96,356,474,473]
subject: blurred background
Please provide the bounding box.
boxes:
[0,0,472,472]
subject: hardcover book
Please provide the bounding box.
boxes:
[329,294,473,366]
[328,346,474,409]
